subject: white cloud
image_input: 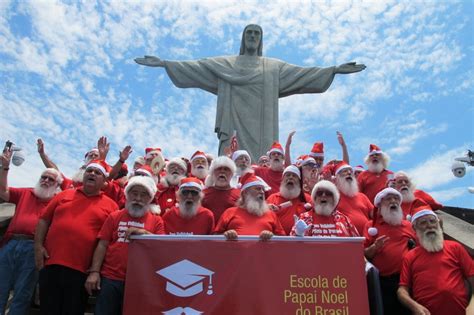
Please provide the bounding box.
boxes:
[429,187,469,203]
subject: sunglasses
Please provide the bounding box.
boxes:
[181,190,199,197]
[41,175,56,182]
[315,190,333,197]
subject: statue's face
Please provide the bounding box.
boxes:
[244,25,261,52]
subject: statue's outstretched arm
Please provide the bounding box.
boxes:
[134,55,165,67]
[334,62,366,74]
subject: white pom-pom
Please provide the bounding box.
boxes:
[368,227,378,236]
[304,203,312,210]
[406,214,412,222]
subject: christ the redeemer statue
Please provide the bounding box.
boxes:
[135,24,365,162]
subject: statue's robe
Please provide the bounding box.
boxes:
[164,55,336,161]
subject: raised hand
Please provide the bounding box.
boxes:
[134,55,165,67]
[335,62,366,74]
[119,145,133,162]
[97,136,110,160]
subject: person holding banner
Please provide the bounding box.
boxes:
[162,177,215,235]
[214,173,285,240]
[85,176,165,315]
[291,180,359,237]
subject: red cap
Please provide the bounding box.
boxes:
[309,142,324,158]
[86,159,111,177]
[267,141,284,155]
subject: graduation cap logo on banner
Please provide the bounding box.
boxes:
[157,259,215,297]
[162,306,203,315]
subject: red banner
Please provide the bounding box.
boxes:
[123,236,369,315]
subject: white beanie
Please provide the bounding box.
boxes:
[374,188,402,207]
[232,150,251,162]
[283,165,301,179]
[166,157,188,173]
[311,180,340,205]
[209,156,236,175]
[125,176,157,199]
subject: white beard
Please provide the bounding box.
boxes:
[368,161,384,174]
[270,159,284,171]
[165,173,185,186]
[33,183,59,200]
[400,187,415,203]
[126,201,148,218]
[191,167,208,180]
[417,227,444,252]
[314,202,335,216]
[380,204,403,226]
[280,183,301,200]
[336,175,358,197]
[179,200,199,219]
[244,197,268,217]
[71,168,85,183]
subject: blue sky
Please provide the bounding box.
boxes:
[1,0,473,208]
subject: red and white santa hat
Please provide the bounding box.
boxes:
[84,148,99,159]
[368,144,383,156]
[297,154,317,167]
[179,177,203,191]
[283,165,301,179]
[373,187,402,207]
[190,150,207,163]
[209,156,236,175]
[231,150,251,162]
[353,165,365,172]
[334,161,352,176]
[311,180,340,205]
[267,141,284,155]
[166,157,188,172]
[309,142,324,158]
[239,172,271,191]
[125,176,158,199]
[145,147,162,159]
[135,165,154,178]
[85,159,111,177]
[410,209,438,225]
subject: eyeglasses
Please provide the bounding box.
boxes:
[40,175,56,182]
[181,190,199,197]
[315,190,333,197]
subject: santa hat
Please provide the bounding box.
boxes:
[311,180,340,205]
[368,144,383,156]
[145,147,162,159]
[135,165,154,178]
[209,156,236,175]
[353,165,365,172]
[125,176,158,199]
[190,150,207,163]
[166,157,188,173]
[179,177,203,191]
[231,150,251,162]
[240,172,271,191]
[283,165,301,179]
[373,187,402,207]
[410,209,438,225]
[84,148,99,159]
[334,161,352,176]
[86,159,110,177]
[309,142,324,158]
[267,141,284,155]
[297,155,317,167]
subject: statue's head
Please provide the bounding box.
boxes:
[239,24,263,56]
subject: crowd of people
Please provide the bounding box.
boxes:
[0,132,472,315]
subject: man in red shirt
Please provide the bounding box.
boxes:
[291,180,359,237]
[363,188,414,315]
[357,144,394,204]
[0,148,63,315]
[202,156,240,222]
[162,177,214,235]
[157,157,188,213]
[392,171,430,219]
[267,165,311,235]
[34,159,119,315]
[215,173,285,240]
[334,162,372,234]
[398,210,474,315]
[254,142,285,195]
[84,176,164,314]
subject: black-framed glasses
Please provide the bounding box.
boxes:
[181,190,199,197]
[40,175,56,182]
[315,190,333,197]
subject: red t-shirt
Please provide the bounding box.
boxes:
[290,210,359,237]
[162,206,214,235]
[156,186,179,213]
[357,169,394,204]
[202,187,240,223]
[363,220,416,276]
[414,190,443,210]
[254,167,283,196]
[337,192,373,235]
[98,210,164,281]
[400,240,474,315]
[2,188,50,243]
[401,198,430,218]
[266,192,311,235]
[214,207,285,236]
[40,188,118,273]
[102,180,125,209]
